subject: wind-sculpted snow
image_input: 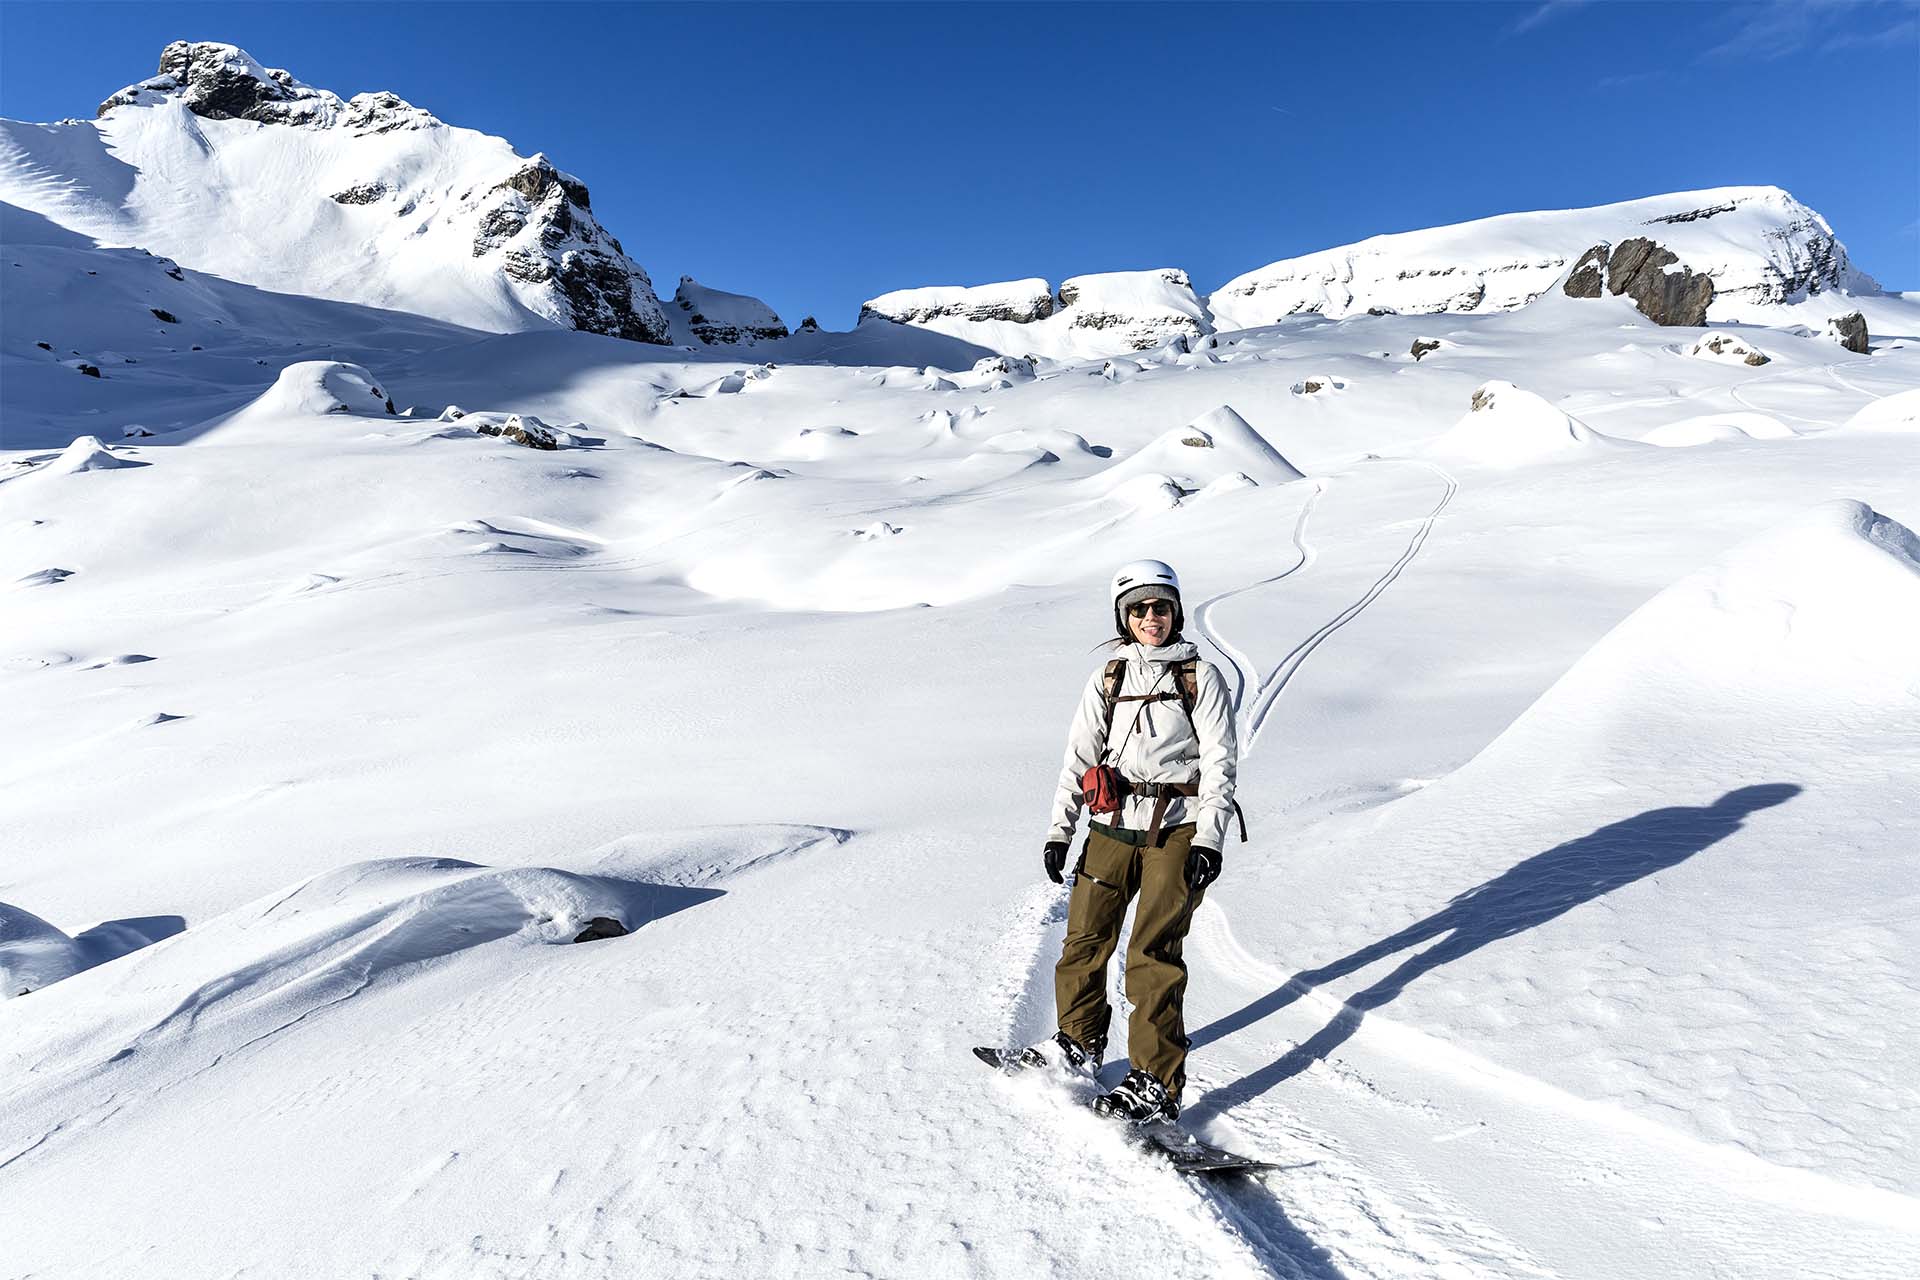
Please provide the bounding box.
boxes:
[0,859,701,1107]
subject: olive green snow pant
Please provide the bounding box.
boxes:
[1055,822,1202,1092]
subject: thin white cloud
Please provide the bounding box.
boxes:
[1704,0,1916,63]
[1511,0,1594,36]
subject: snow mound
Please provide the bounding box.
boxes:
[0,904,83,996]
[1688,331,1770,366]
[1642,412,1798,447]
[1089,405,1305,496]
[1427,380,1625,466]
[0,859,688,1091]
[1488,502,1920,750]
[1839,388,1920,433]
[47,435,145,472]
[237,361,397,420]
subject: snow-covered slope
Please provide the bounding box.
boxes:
[1211,186,1875,328]
[861,268,1213,359]
[5,93,1920,1277]
[0,41,669,341]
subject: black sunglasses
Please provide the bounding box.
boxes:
[1126,601,1175,618]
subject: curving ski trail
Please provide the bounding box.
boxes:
[1224,461,1457,757]
[1192,478,1326,717]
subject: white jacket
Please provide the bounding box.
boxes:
[1047,640,1239,851]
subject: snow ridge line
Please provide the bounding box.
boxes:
[1190,905,1920,1232]
[1238,460,1456,756]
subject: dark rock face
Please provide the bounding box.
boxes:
[475,414,559,450]
[573,917,628,943]
[1607,237,1714,326]
[1410,338,1442,361]
[330,182,388,205]
[1645,203,1737,226]
[1563,243,1610,299]
[76,363,102,378]
[149,307,179,324]
[472,154,668,343]
[1828,311,1870,354]
[797,316,820,333]
[99,42,437,134]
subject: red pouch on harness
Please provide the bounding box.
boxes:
[1081,764,1129,815]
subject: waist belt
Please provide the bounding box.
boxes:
[1105,781,1249,849]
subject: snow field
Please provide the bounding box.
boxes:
[4,204,1920,1277]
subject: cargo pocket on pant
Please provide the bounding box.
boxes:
[1075,831,1133,894]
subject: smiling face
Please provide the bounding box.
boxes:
[1126,597,1175,646]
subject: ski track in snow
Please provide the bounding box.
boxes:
[1195,460,1457,756]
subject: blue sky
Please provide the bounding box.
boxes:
[3,1,1915,324]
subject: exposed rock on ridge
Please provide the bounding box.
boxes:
[1212,186,1874,328]
[674,277,789,345]
[87,42,669,343]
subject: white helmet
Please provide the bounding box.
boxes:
[1110,559,1183,637]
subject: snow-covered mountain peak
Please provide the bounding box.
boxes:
[1212,185,1875,328]
[3,41,668,343]
[98,41,440,134]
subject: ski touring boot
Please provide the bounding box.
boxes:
[973,1030,1104,1076]
[1091,1066,1179,1123]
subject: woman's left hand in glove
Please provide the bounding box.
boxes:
[1185,845,1222,892]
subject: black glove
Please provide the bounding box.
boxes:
[1044,840,1070,884]
[1185,845,1222,892]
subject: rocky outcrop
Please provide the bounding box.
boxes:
[860,269,1210,358]
[1690,332,1770,366]
[1563,244,1609,298]
[1606,238,1714,326]
[475,414,560,450]
[467,154,669,343]
[1827,311,1869,354]
[673,277,788,345]
[99,41,437,134]
[1213,187,1874,328]
[330,182,388,205]
[861,279,1056,326]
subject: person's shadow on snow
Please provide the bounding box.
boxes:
[1185,783,1801,1122]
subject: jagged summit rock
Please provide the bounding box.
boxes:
[99,41,439,133]
[673,277,789,345]
[24,42,670,343]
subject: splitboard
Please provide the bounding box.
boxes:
[971,1045,1285,1178]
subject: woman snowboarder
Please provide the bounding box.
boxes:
[1027,559,1242,1122]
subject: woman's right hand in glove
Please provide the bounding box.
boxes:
[1044,841,1069,884]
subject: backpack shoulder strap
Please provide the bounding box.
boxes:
[1099,658,1127,740]
[1172,659,1199,717]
